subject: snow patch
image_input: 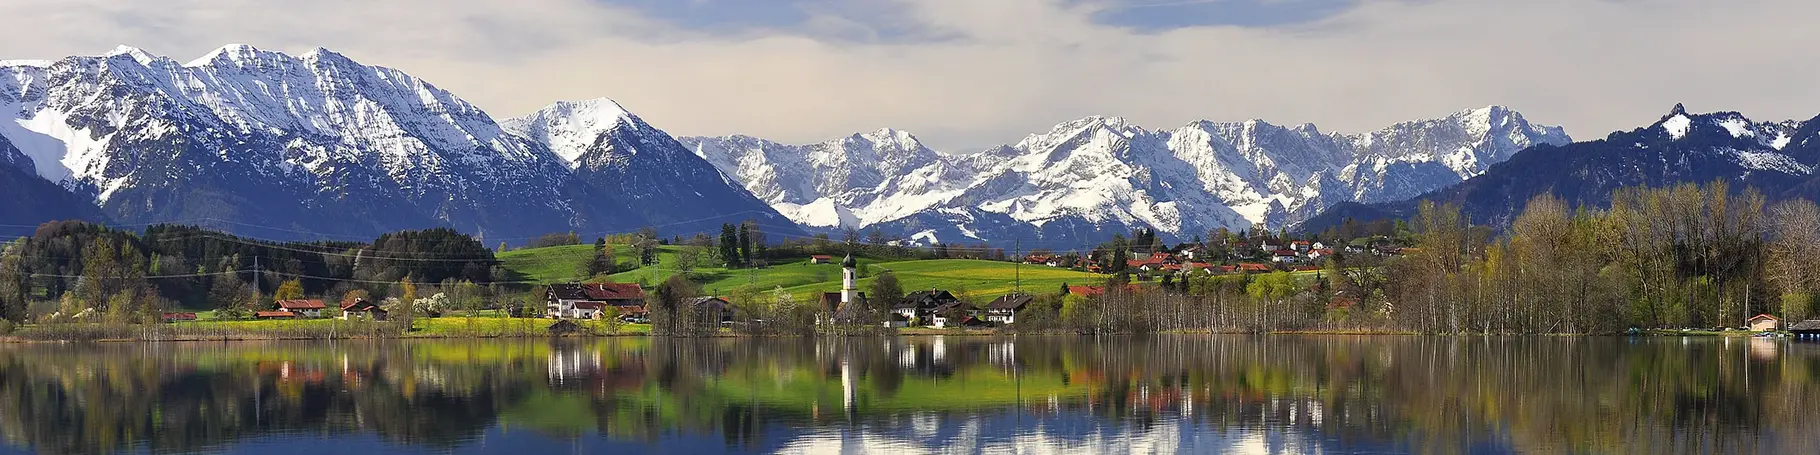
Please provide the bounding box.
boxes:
[1662,115,1691,139]
[1733,149,1813,175]
[1718,118,1753,138]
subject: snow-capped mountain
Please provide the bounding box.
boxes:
[0,45,795,241]
[1301,104,1820,231]
[505,98,799,234]
[686,106,1569,248]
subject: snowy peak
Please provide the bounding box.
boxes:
[689,106,1573,246]
[503,98,642,166]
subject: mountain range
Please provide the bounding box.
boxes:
[684,106,1570,248]
[13,45,1810,250]
[1300,104,1820,231]
[0,45,798,243]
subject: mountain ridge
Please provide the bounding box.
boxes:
[685,105,1570,248]
[0,45,798,243]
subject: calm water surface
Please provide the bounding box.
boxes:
[0,336,1815,454]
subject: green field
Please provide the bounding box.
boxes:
[497,245,1109,302]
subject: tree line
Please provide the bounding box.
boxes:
[0,222,502,326]
[1008,181,1818,334]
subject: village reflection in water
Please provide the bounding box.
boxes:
[1,336,1818,454]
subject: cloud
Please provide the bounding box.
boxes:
[3,0,1820,151]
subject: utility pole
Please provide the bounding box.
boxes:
[1014,238,1022,294]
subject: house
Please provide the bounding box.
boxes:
[1259,241,1282,252]
[809,255,835,264]
[161,312,197,323]
[1308,249,1335,261]
[689,297,735,324]
[985,293,1033,324]
[895,289,960,323]
[255,311,297,320]
[546,283,647,319]
[1311,241,1328,250]
[1271,250,1300,263]
[1179,246,1205,260]
[1086,263,1104,273]
[1065,284,1140,297]
[1747,314,1782,331]
[1291,241,1312,252]
[340,298,389,321]
[929,299,978,328]
[276,300,326,318]
[1025,254,1052,264]
[1792,320,1820,339]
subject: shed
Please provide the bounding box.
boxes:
[1747,314,1781,332]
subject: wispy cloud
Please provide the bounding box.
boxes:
[3,0,1819,151]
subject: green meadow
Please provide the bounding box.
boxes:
[497,244,1111,302]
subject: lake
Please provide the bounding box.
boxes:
[0,336,1815,454]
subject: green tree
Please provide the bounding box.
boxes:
[0,250,29,324]
[1247,271,1299,332]
[869,271,905,306]
[273,279,305,301]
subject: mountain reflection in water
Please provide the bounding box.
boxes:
[0,336,1816,454]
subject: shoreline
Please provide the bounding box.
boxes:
[1,326,1789,344]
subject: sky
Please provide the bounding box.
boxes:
[3,0,1819,151]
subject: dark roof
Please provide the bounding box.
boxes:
[549,283,645,301]
[986,294,1033,310]
[341,297,379,311]
[902,290,958,308]
[820,292,867,313]
[842,253,857,268]
[932,300,975,314]
[276,300,326,310]
[1790,320,1820,331]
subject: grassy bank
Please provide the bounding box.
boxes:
[1,317,654,342]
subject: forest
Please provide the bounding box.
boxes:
[0,222,500,325]
[1017,180,1820,334]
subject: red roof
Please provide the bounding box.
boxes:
[1069,285,1106,296]
[1216,265,1238,274]
[255,311,297,318]
[1311,249,1334,255]
[1162,264,1183,271]
[1127,259,1147,268]
[573,302,605,310]
[276,300,326,310]
[1067,285,1141,296]
[1292,241,1311,246]
[580,283,645,301]
[811,255,833,260]
[1239,263,1273,273]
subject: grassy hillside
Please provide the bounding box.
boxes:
[497,245,1108,303]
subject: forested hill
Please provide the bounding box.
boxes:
[1300,105,1820,231]
[0,222,500,321]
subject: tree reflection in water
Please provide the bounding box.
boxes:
[0,336,1817,454]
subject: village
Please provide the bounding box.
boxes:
[145,231,1820,340]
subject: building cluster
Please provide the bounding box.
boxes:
[1023,235,1410,279]
[242,298,389,321]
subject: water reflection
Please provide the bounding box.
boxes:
[0,336,1817,454]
